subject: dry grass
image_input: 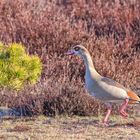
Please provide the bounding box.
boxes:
[0,116,140,140]
[0,0,139,116]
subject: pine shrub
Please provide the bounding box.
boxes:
[0,42,42,90]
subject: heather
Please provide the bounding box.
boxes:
[0,0,139,116]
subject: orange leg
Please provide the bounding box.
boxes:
[119,98,129,117]
[103,103,112,126]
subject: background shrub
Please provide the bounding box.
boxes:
[0,42,42,89]
[0,0,139,116]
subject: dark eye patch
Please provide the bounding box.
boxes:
[74,47,80,51]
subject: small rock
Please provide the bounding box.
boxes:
[0,106,20,117]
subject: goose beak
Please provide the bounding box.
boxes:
[66,49,75,55]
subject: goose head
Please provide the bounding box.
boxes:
[67,45,89,57]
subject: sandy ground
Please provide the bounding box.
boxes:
[0,115,140,140]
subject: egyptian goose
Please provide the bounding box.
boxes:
[67,45,140,126]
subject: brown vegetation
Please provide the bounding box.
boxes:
[0,0,139,116]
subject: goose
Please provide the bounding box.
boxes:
[67,44,140,126]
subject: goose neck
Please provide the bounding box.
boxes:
[82,52,100,78]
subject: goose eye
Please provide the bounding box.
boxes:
[74,47,80,51]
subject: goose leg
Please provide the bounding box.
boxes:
[119,98,129,117]
[103,103,112,126]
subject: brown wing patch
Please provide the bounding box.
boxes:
[101,77,127,90]
[127,91,140,104]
